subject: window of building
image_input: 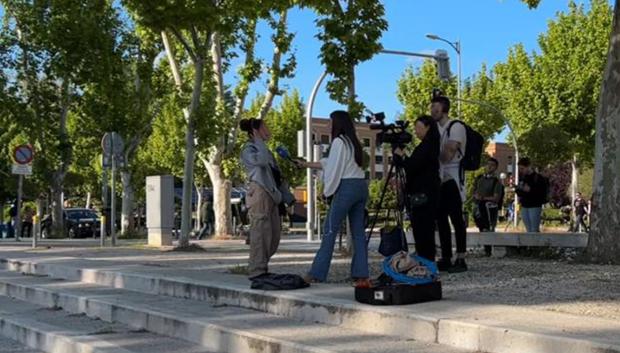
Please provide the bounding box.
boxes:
[363,138,370,147]
[375,172,383,180]
[375,155,383,164]
[320,135,330,144]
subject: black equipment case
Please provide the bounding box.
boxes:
[355,281,442,305]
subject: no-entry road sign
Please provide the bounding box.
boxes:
[13,145,34,165]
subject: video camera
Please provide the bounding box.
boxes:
[365,111,412,149]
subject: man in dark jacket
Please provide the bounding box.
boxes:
[515,158,548,233]
[473,158,503,232]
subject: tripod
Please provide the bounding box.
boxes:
[365,156,410,249]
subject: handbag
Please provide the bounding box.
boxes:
[378,209,408,257]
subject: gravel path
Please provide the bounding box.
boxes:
[262,252,620,321]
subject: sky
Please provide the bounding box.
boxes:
[235,0,606,142]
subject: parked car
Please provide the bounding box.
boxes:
[41,208,100,238]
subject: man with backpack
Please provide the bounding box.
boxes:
[515,158,549,233]
[473,158,504,233]
[431,96,479,273]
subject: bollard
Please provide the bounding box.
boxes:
[100,215,106,247]
[32,215,38,249]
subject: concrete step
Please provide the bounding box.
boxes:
[0,334,43,353]
[0,295,216,353]
[0,270,469,353]
[2,257,620,353]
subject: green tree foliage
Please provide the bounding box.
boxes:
[397,60,502,141]
[314,0,388,118]
[266,90,306,186]
[494,0,612,166]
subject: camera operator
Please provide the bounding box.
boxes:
[393,115,441,262]
[431,95,468,273]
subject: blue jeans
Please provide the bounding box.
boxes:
[521,207,542,232]
[309,179,369,282]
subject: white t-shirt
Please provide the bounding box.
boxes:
[320,136,365,197]
[438,119,467,200]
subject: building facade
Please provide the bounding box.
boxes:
[485,142,516,178]
[310,117,390,180]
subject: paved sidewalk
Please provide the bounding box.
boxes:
[0,235,619,353]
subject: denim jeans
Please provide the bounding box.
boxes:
[521,207,542,232]
[309,179,369,282]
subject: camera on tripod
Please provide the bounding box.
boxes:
[365,111,413,149]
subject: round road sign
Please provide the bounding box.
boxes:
[13,145,34,165]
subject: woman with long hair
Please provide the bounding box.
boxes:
[394,115,441,262]
[298,110,370,287]
[240,118,293,279]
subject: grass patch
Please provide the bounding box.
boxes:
[170,243,207,252]
[229,264,249,275]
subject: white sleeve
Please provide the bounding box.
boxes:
[321,138,347,197]
[449,122,466,147]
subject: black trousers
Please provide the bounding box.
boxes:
[575,213,589,232]
[21,222,32,238]
[437,180,466,260]
[476,201,499,232]
[409,203,437,261]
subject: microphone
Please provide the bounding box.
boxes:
[276,146,292,161]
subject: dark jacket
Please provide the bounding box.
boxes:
[394,133,441,204]
[516,172,548,208]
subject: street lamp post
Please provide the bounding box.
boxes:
[427,34,461,117]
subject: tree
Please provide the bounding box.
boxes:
[314,0,387,119]
[1,0,129,237]
[266,90,306,187]
[523,0,620,263]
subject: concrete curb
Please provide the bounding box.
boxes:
[0,277,333,353]
[2,258,619,353]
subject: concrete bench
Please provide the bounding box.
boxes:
[426,231,588,257]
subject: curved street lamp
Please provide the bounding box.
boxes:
[426,34,462,117]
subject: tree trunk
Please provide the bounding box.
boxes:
[570,154,579,216]
[120,170,134,235]
[51,79,71,238]
[161,30,204,247]
[50,180,64,237]
[587,0,620,264]
[195,182,202,232]
[204,158,232,237]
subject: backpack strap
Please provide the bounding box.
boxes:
[446,120,465,158]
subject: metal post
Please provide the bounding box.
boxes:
[456,40,462,117]
[111,156,116,247]
[101,167,107,247]
[306,71,327,242]
[16,175,23,241]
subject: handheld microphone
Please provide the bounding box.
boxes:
[276,146,292,161]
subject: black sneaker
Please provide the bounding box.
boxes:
[437,259,452,272]
[448,259,468,273]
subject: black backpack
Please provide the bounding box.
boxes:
[447,120,484,171]
[250,273,310,290]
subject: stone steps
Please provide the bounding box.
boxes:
[0,270,469,353]
[1,256,619,353]
[0,295,215,353]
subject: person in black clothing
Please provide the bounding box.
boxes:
[515,158,548,233]
[573,192,589,232]
[394,115,441,262]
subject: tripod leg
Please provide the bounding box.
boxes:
[366,163,396,246]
